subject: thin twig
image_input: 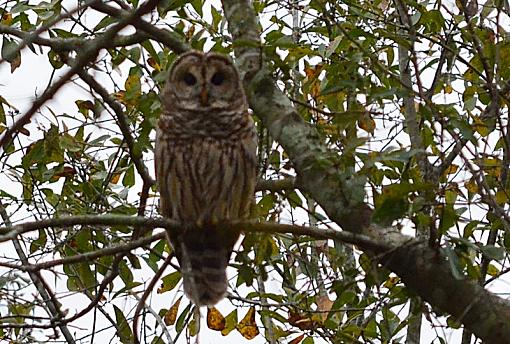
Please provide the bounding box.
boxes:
[133,254,173,344]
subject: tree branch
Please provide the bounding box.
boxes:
[90,2,190,54]
[0,214,386,251]
[0,24,151,52]
[255,177,296,192]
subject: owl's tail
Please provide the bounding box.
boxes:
[169,228,239,306]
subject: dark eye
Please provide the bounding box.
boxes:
[182,72,197,86]
[211,72,224,86]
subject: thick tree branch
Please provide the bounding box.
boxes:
[0,215,385,251]
[2,213,510,342]
[0,24,151,52]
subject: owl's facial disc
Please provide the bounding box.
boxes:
[170,56,203,105]
[204,59,239,107]
[182,72,197,86]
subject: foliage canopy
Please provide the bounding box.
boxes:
[0,0,510,343]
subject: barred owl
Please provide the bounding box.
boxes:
[155,51,257,306]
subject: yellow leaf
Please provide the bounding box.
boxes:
[383,276,400,289]
[207,307,226,331]
[236,307,259,340]
[444,84,453,94]
[487,263,500,277]
[110,173,121,184]
[358,113,376,134]
[443,164,459,176]
[1,12,12,25]
[464,179,478,194]
[495,190,508,205]
[473,116,489,137]
[164,297,181,326]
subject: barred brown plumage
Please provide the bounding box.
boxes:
[155,51,257,306]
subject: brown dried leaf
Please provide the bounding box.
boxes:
[207,307,226,331]
[18,127,30,136]
[358,112,376,134]
[236,307,259,340]
[10,53,20,73]
[443,164,459,176]
[147,57,161,71]
[164,297,181,326]
[288,311,318,330]
[289,334,305,344]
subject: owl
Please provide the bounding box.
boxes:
[155,51,257,306]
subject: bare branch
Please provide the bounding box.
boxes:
[90,2,189,54]
[255,178,296,192]
[0,24,150,52]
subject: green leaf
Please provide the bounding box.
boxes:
[442,246,463,280]
[119,259,135,288]
[221,309,238,336]
[113,305,133,344]
[30,229,47,254]
[175,303,192,333]
[48,50,64,69]
[1,37,18,62]
[94,15,116,31]
[158,271,182,293]
[479,245,505,261]
[122,164,135,187]
[76,263,97,291]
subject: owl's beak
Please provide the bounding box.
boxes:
[200,87,208,106]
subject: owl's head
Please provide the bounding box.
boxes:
[162,51,245,111]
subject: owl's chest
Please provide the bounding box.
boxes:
[163,137,255,223]
[158,108,251,140]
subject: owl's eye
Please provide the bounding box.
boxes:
[211,72,224,86]
[182,73,197,86]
